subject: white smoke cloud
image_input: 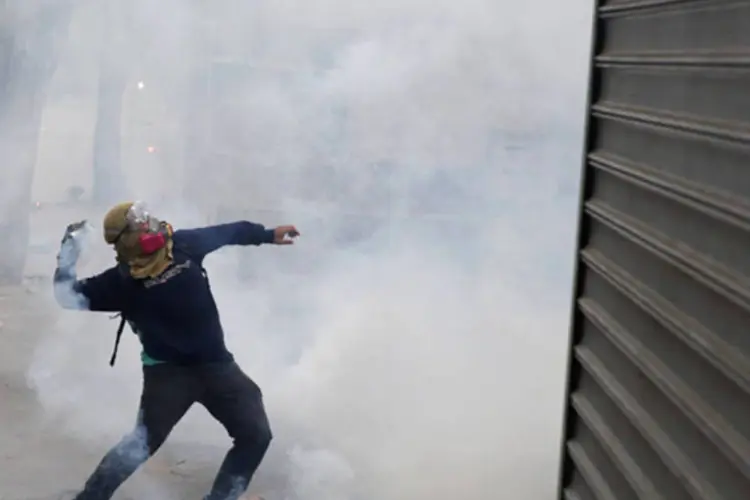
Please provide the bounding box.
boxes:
[7,0,593,498]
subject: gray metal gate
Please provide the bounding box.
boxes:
[558,1,750,498]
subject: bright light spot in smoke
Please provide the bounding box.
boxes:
[147,146,156,153]
[137,81,145,90]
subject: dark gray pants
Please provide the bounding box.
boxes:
[73,361,272,500]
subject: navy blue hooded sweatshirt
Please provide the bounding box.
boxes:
[53,221,274,365]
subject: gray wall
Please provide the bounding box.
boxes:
[559,2,750,499]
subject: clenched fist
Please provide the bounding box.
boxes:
[272,225,300,245]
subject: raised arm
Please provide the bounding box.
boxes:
[53,224,126,312]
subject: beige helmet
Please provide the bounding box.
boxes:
[102,201,173,278]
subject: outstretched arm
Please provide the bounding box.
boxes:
[173,221,299,259]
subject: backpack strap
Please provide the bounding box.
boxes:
[107,240,208,367]
[109,262,133,367]
[109,315,127,367]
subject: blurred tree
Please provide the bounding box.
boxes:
[0,1,75,285]
[91,0,133,204]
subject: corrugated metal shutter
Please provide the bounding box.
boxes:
[558,1,750,499]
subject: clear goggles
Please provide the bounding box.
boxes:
[120,201,160,235]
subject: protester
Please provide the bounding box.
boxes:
[53,201,299,500]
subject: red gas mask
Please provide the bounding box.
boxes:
[114,201,172,255]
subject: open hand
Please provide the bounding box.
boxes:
[58,220,89,267]
[272,225,300,245]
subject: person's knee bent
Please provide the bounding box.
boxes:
[123,418,171,459]
[230,394,273,456]
[235,420,272,455]
[110,426,152,469]
[257,424,273,453]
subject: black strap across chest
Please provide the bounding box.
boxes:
[108,244,208,367]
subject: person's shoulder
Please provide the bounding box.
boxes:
[91,264,125,279]
[172,226,200,246]
[78,264,128,290]
[171,227,208,260]
[172,225,208,243]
